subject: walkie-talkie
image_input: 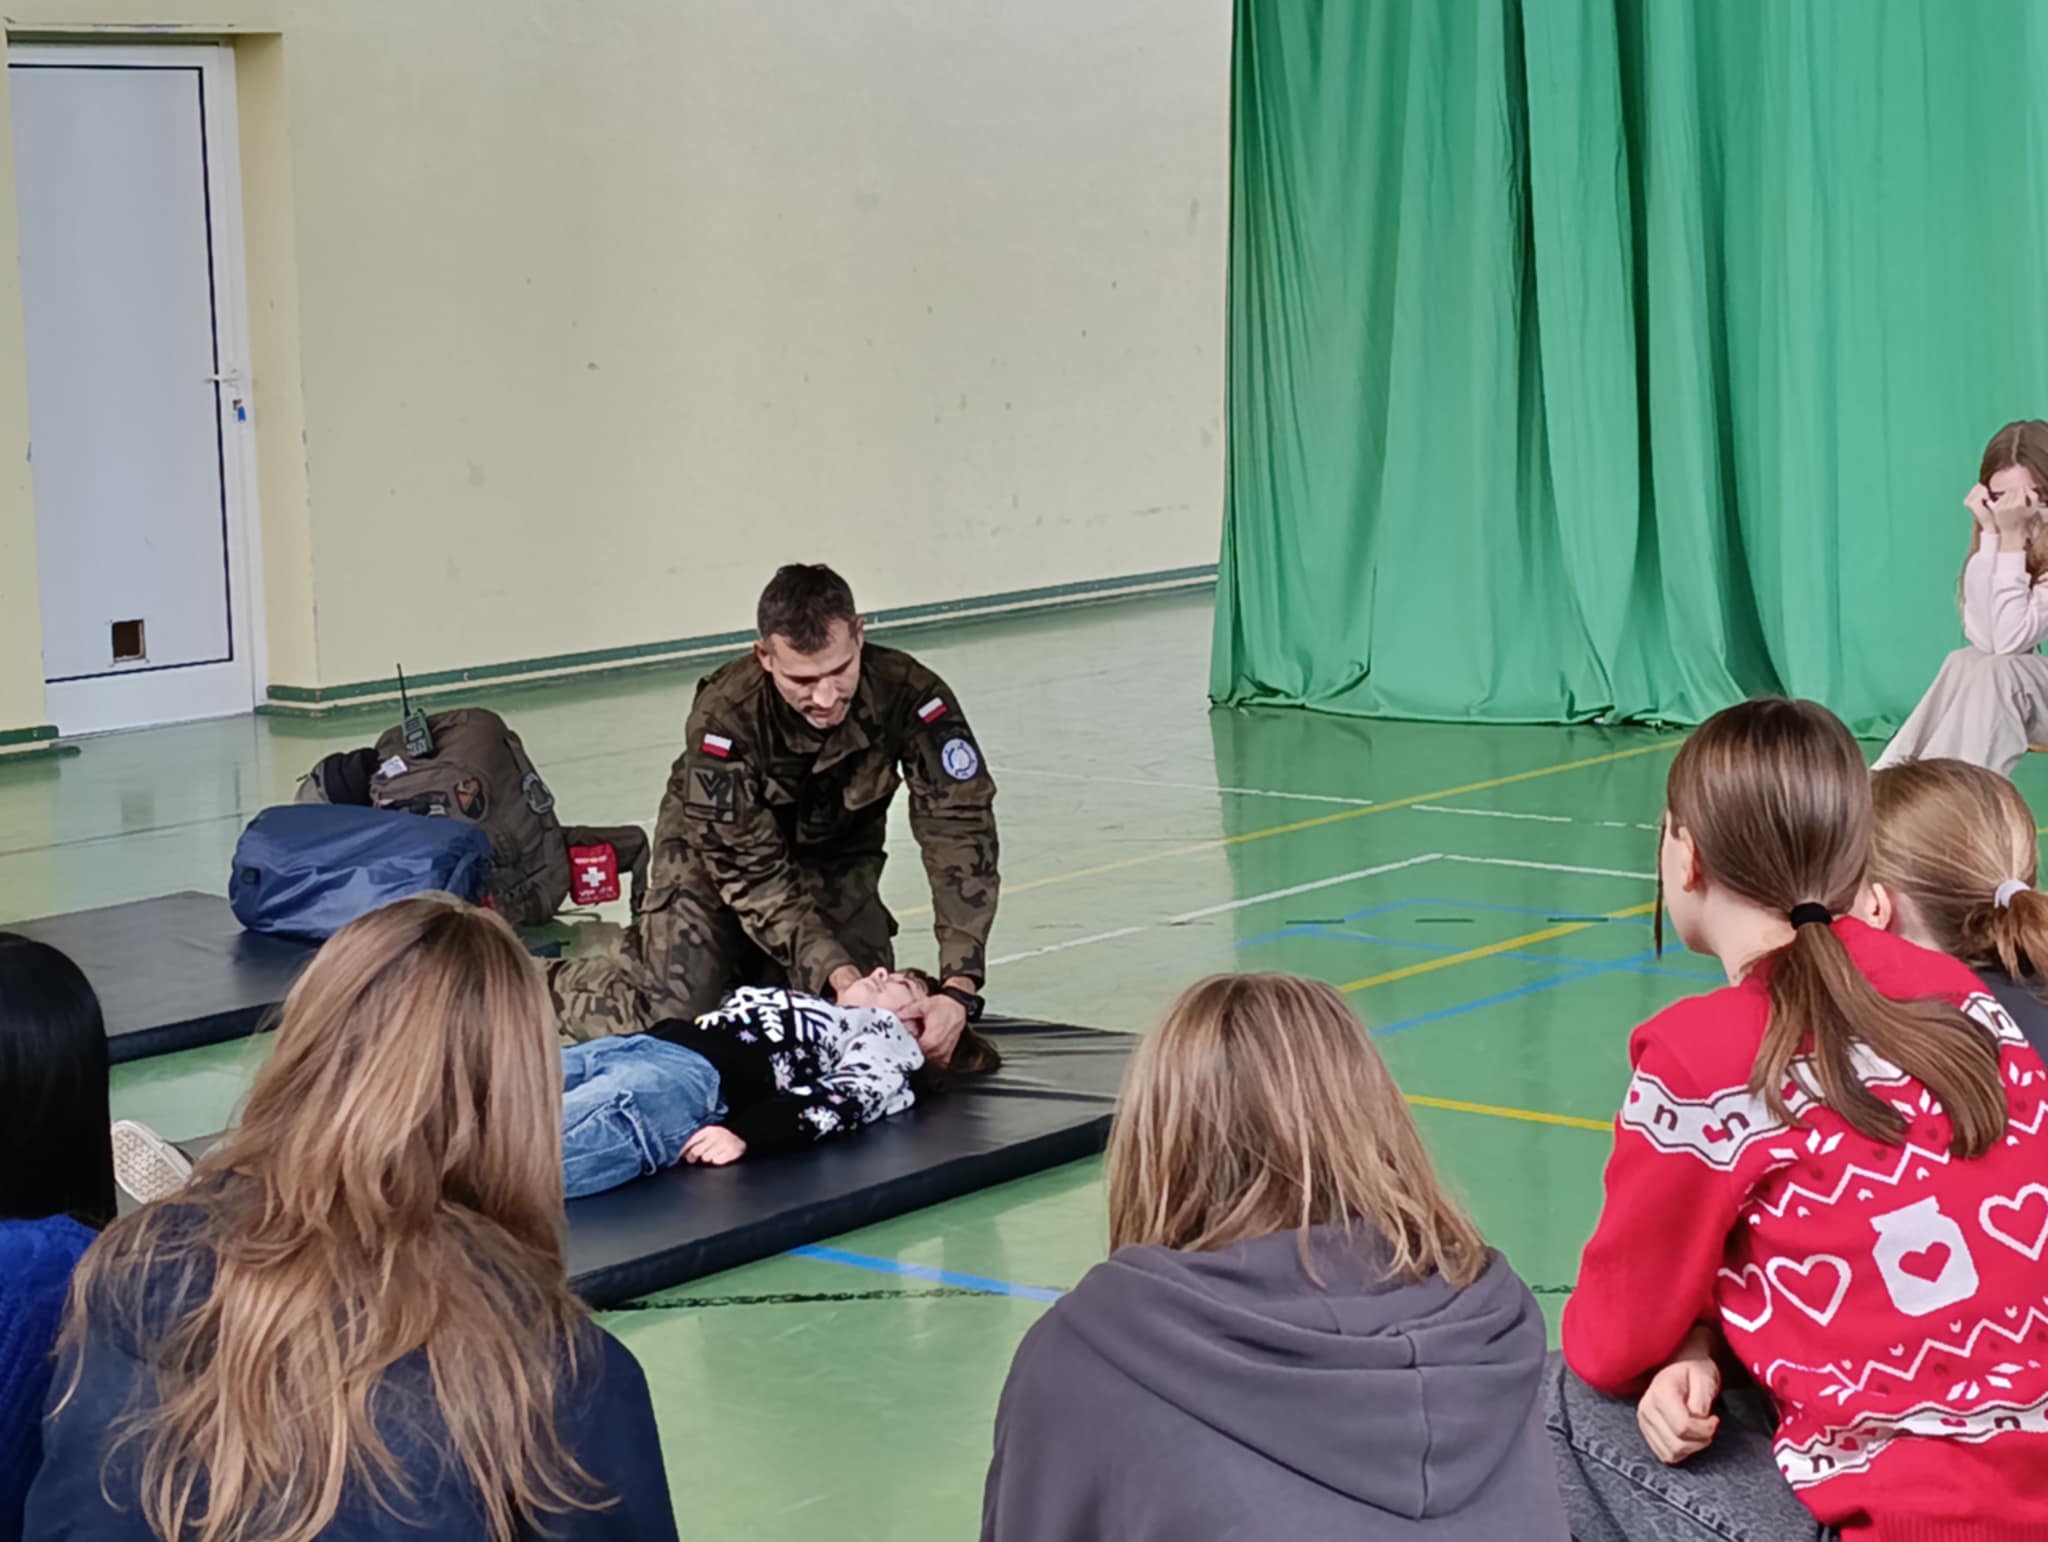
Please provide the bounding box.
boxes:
[397,665,435,757]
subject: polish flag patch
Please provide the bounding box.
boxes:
[918,697,948,723]
[701,733,733,760]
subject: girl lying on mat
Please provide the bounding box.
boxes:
[561,971,1001,1198]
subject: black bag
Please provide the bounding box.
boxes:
[298,707,651,928]
[366,709,570,928]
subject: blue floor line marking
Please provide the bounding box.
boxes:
[1370,950,1660,1039]
[1420,897,1664,932]
[791,1244,1066,1302]
[1234,897,1430,951]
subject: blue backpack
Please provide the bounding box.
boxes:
[229,803,494,941]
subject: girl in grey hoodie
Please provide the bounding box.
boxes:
[981,973,1569,1542]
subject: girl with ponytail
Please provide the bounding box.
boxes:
[1867,758,2048,1059]
[1552,699,2048,1542]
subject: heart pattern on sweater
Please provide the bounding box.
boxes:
[1981,1185,2048,1262]
[1766,1254,1852,1327]
[1718,1263,1772,1333]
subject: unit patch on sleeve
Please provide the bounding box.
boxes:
[685,766,738,824]
[941,738,982,782]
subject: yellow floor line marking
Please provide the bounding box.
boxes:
[1406,1093,1611,1133]
[902,738,1678,918]
[1338,900,1660,993]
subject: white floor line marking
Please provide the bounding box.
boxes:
[1002,768,1652,826]
[1411,803,1570,824]
[1414,803,1658,831]
[986,925,1148,968]
[985,854,1443,969]
[1440,854,1656,882]
[1164,854,1443,922]
[1001,766,1375,806]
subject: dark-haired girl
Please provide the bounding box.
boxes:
[0,934,114,1541]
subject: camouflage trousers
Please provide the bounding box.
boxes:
[548,855,897,1040]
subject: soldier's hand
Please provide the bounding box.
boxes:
[681,1125,747,1166]
[899,992,967,1068]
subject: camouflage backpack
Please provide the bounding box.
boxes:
[368,709,571,927]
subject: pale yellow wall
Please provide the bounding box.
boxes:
[0,0,1229,717]
[0,59,46,736]
[234,31,319,690]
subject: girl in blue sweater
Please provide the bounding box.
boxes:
[0,934,113,1542]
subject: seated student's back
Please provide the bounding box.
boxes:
[982,974,1567,1542]
[25,895,679,1542]
[0,935,113,1542]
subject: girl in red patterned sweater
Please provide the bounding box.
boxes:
[1553,699,2048,1542]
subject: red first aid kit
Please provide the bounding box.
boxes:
[568,843,621,905]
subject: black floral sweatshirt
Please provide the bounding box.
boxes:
[651,986,925,1155]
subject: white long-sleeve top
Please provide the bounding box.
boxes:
[1963,535,2048,654]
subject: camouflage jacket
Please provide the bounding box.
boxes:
[651,644,999,988]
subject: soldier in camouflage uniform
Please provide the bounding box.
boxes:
[551,564,999,1063]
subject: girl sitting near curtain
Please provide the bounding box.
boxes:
[1877,420,2048,776]
[1553,698,2048,1542]
[26,894,678,1542]
[562,969,1001,1194]
[1864,758,2048,1058]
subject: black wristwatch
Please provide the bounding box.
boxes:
[938,984,986,1023]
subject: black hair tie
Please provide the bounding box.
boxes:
[1789,903,1833,929]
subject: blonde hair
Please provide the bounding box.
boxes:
[1105,973,1487,1288]
[59,894,602,1542]
[1872,758,2047,984]
[1666,701,2006,1159]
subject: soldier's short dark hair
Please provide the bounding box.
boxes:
[757,564,859,653]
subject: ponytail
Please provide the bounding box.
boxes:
[1756,922,2007,1159]
[1870,759,2046,992]
[1958,886,2048,990]
[1668,707,2016,1162]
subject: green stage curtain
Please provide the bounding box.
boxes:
[1212,0,2048,732]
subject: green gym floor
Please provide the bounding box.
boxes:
[7,590,2038,1540]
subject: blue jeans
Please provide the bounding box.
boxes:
[1544,1354,1833,1542]
[561,1036,724,1199]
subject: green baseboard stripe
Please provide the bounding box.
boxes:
[260,565,1216,719]
[0,725,72,763]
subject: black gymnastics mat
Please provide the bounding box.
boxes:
[552,1020,1127,1306]
[180,1020,1126,1308]
[9,891,315,1063]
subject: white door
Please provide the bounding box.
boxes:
[10,44,263,735]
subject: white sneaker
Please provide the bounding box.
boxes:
[111,1120,194,1207]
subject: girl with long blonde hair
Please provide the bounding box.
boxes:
[982,972,1566,1542]
[25,894,678,1542]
